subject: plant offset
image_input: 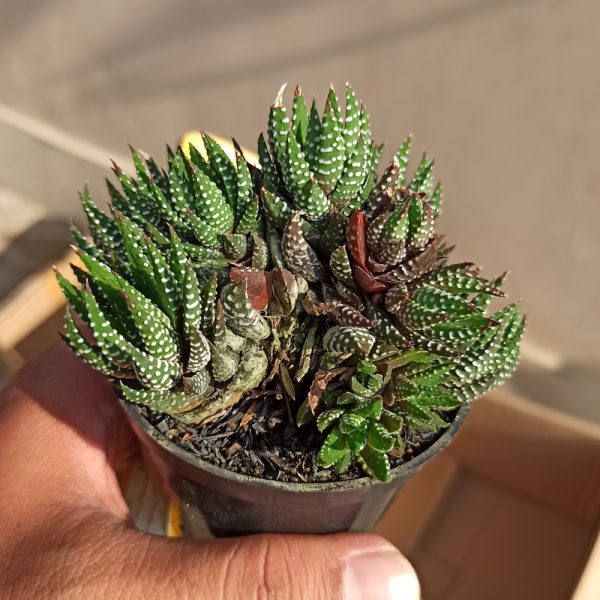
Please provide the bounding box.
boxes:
[58,84,524,482]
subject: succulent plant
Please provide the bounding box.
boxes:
[58,84,524,481]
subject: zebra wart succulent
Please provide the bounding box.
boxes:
[58,84,524,482]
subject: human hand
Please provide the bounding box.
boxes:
[0,343,419,599]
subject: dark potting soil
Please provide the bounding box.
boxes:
[141,396,453,484]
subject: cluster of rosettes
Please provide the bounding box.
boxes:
[59,84,524,481]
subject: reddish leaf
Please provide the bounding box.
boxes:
[347,211,368,269]
[271,268,298,314]
[353,263,389,293]
[307,367,353,413]
[230,267,273,311]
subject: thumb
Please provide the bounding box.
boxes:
[61,517,420,600]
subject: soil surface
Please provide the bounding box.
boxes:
[142,396,454,483]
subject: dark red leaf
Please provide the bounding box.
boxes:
[353,264,389,293]
[230,266,273,311]
[271,268,297,314]
[347,211,368,270]
[307,367,353,413]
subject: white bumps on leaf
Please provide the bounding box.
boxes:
[323,327,376,355]
[187,327,211,372]
[226,345,269,392]
[282,212,325,282]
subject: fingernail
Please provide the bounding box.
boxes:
[343,550,420,600]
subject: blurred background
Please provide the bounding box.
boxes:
[0,1,598,597]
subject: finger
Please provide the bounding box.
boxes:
[0,343,137,521]
[16,513,418,600]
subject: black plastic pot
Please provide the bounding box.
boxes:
[120,399,469,537]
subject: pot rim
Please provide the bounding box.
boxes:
[120,398,469,493]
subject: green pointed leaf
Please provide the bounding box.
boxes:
[380,410,403,433]
[395,136,412,187]
[332,136,369,205]
[295,178,331,220]
[317,408,344,432]
[113,160,159,226]
[236,196,259,235]
[183,369,210,397]
[268,85,290,163]
[304,99,322,172]
[284,130,312,192]
[122,290,179,361]
[189,167,234,234]
[145,155,169,196]
[169,152,194,216]
[382,203,410,246]
[323,327,376,355]
[251,235,269,270]
[339,412,365,433]
[144,221,170,246]
[261,188,292,230]
[234,150,254,222]
[187,327,211,371]
[258,132,282,193]
[342,84,360,158]
[113,210,156,299]
[431,181,443,217]
[327,86,343,128]
[368,422,395,452]
[129,345,181,390]
[411,389,462,410]
[314,100,345,194]
[317,427,349,468]
[345,424,368,454]
[61,310,118,375]
[333,450,352,474]
[168,225,188,290]
[202,133,238,211]
[188,142,215,179]
[292,85,309,144]
[143,234,179,324]
[222,232,247,260]
[358,446,391,482]
[200,273,218,335]
[182,263,203,334]
[80,187,124,265]
[56,271,87,318]
[412,285,477,316]
[183,242,225,264]
[423,264,506,296]
[78,250,171,339]
[358,104,371,142]
[187,210,221,248]
[330,246,354,286]
[83,291,132,367]
[402,401,447,430]
[352,396,383,420]
[148,177,180,225]
[69,223,105,261]
[120,383,198,415]
[410,153,434,194]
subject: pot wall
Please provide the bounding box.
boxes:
[121,400,468,537]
